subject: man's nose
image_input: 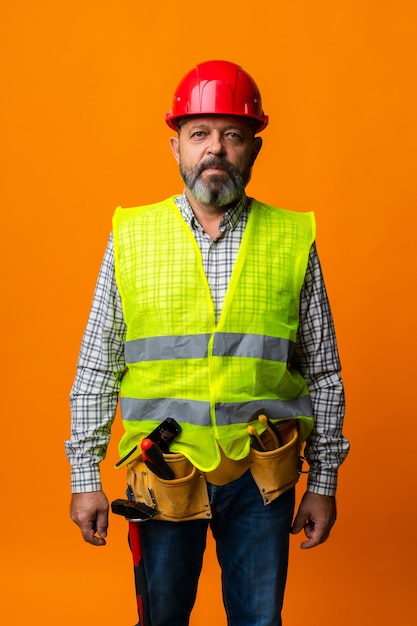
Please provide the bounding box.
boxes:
[207,131,226,156]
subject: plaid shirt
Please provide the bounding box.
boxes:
[65,194,349,496]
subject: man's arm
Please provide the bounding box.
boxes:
[290,243,349,548]
[65,233,126,545]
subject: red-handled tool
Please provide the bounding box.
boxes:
[115,418,182,470]
[129,520,149,625]
[141,438,175,480]
[111,494,158,626]
[112,419,181,623]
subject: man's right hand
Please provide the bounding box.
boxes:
[70,491,109,546]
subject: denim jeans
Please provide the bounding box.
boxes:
[135,470,295,626]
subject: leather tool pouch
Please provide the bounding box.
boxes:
[249,420,300,505]
[127,453,212,522]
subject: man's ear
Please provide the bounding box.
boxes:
[251,136,263,165]
[170,136,180,163]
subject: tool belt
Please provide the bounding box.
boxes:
[126,420,300,521]
[127,453,212,522]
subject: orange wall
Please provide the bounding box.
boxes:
[1,1,416,624]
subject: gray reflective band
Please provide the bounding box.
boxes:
[125,332,294,362]
[125,334,211,363]
[120,395,312,426]
[120,397,212,425]
[215,396,314,426]
[213,333,294,362]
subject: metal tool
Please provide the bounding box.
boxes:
[111,486,159,626]
[115,417,182,469]
[112,419,181,623]
[111,499,159,521]
[145,417,181,453]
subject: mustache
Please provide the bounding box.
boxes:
[195,158,239,179]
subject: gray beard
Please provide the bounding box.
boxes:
[179,158,251,208]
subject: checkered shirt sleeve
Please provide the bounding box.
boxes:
[293,246,349,495]
[64,234,126,492]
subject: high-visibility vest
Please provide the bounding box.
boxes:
[113,196,316,472]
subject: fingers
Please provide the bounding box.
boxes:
[95,506,109,543]
[290,491,336,550]
[79,518,107,546]
[70,491,109,547]
[294,517,328,549]
[290,504,307,536]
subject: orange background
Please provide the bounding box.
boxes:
[1,1,416,624]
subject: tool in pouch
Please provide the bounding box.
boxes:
[114,416,181,470]
[247,412,284,451]
[112,417,182,512]
[247,412,303,506]
[257,413,284,447]
[112,417,181,514]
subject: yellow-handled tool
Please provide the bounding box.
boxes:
[257,414,284,448]
[115,442,142,469]
[247,425,267,451]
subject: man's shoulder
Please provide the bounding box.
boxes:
[251,199,315,225]
[251,198,311,216]
[113,196,180,224]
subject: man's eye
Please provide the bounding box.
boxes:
[191,131,205,138]
[226,132,242,141]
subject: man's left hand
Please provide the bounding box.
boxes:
[290,491,337,549]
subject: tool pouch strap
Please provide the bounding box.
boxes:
[127,453,212,522]
[249,420,300,505]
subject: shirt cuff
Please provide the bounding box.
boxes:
[306,467,338,497]
[70,464,102,493]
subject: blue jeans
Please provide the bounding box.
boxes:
[136,470,295,626]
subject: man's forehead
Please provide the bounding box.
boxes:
[178,115,255,133]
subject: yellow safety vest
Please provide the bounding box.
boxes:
[113,196,316,472]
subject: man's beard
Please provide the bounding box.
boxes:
[179,157,251,207]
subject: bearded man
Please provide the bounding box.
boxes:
[66,60,349,626]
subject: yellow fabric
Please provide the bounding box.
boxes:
[113,196,315,471]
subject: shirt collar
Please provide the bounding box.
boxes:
[176,192,250,233]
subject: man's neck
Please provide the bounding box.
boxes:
[184,190,242,239]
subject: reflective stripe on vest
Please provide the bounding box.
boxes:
[113,197,316,471]
[124,332,294,363]
[120,395,312,426]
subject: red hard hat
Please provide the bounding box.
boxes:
[166,60,268,132]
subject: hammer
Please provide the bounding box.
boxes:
[111,496,158,626]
